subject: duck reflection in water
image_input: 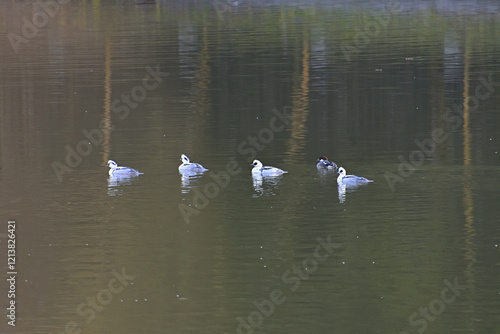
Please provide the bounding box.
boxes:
[252,174,285,198]
[107,174,140,196]
[180,172,205,194]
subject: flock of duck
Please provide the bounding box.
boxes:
[106,154,373,187]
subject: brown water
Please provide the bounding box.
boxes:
[1,1,500,334]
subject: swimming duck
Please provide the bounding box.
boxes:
[337,167,372,185]
[251,159,287,176]
[316,156,338,170]
[178,154,209,173]
[106,160,143,177]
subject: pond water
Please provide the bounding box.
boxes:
[1,1,500,333]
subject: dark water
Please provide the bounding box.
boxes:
[1,1,500,333]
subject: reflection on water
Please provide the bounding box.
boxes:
[1,1,500,334]
[251,174,285,198]
[316,167,337,180]
[180,172,205,194]
[337,183,371,203]
[107,175,141,196]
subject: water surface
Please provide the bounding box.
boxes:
[1,1,500,334]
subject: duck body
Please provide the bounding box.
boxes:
[107,160,143,177]
[337,167,372,186]
[251,159,287,177]
[178,154,209,173]
[316,156,338,170]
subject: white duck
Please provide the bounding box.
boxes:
[178,154,208,173]
[106,160,143,177]
[251,159,287,176]
[337,167,372,186]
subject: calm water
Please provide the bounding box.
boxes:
[1,1,500,333]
